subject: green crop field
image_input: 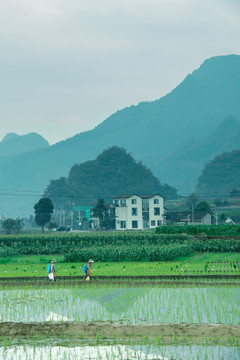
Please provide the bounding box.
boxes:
[156,224,240,235]
[0,256,239,277]
[0,228,239,359]
[0,231,240,263]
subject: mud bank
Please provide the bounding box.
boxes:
[0,323,239,342]
[0,280,239,289]
[0,275,240,281]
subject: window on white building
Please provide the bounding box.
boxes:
[131,199,137,204]
[151,220,156,226]
[132,208,137,216]
[142,199,149,210]
[115,200,119,206]
[154,207,160,215]
[120,199,126,206]
[132,221,138,228]
[154,199,159,204]
[120,221,126,229]
[157,220,162,226]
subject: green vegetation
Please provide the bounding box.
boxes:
[174,252,240,262]
[0,283,238,325]
[1,218,21,234]
[196,149,240,197]
[0,256,239,277]
[155,224,240,235]
[160,116,240,194]
[0,234,234,263]
[1,252,239,265]
[0,230,239,278]
[44,146,177,211]
[213,209,240,224]
[0,230,240,262]
[34,197,54,232]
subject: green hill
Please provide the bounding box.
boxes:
[44,146,177,210]
[195,150,240,197]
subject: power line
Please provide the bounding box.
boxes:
[0,189,238,199]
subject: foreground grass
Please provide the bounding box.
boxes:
[0,253,239,277]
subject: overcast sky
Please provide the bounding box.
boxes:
[0,0,239,145]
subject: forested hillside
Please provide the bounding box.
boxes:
[44,146,177,209]
[155,116,240,193]
[195,150,240,197]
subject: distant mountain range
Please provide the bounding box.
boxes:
[195,150,240,197]
[0,132,49,158]
[0,54,240,217]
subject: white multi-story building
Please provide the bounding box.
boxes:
[114,194,164,230]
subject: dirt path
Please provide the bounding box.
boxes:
[0,322,239,344]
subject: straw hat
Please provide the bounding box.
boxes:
[51,259,56,264]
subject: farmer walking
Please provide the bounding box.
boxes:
[84,259,94,280]
[49,259,56,281]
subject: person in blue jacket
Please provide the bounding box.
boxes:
[84,259,94,280]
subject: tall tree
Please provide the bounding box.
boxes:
[92,199,106,220]
[185,193,199,209]
[195,201,212,213]
[34,198,54,232]
[2,218,21,234]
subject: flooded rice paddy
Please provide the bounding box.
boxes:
[0,283,239,359]
[0,285,239,325]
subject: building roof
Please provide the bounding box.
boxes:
[166,211,211,222]
[114,194,163,199]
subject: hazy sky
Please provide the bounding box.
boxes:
[0,0,239,145]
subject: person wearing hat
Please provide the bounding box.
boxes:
[49,259,56,281]
[85,259,94,280]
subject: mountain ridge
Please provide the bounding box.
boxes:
[0,54,239,216]
[153,115,240,193]
[0,132,49,158]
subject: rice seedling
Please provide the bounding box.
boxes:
[0,283,238,325]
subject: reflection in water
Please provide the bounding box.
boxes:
[0,345,239,360]
[0,286,238,324]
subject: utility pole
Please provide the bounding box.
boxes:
[62,210,65,226]
[192,204,195,223]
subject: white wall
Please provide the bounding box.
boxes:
[115,195,164,230]
[149,195,164,228]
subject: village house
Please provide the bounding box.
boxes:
[166,210,212,225]
[113,194,164,230]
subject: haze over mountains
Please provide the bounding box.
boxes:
[196,150,240,197]
[156,116,240,193]
[0,54,239,217]
[0,133,49,158]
